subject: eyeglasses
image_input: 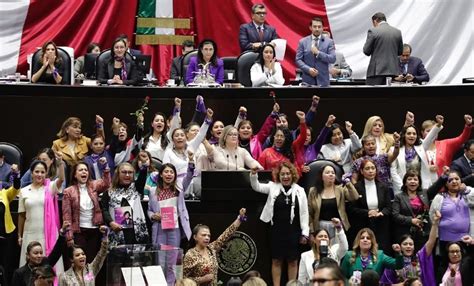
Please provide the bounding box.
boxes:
[254,12,267,16]
[310,278,338,285]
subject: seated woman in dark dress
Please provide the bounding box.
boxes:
[31,41,64,84]
[97,37,138,86]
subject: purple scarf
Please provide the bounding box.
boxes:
[115,56,128,80]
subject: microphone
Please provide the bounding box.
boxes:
[227,154,230,171]
[234,155,238,170]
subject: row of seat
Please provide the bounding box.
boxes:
[30,47,261,86]
[180,50,259,86]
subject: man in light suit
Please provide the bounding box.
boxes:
[239,3,277,52]
[363,12,403,85]
[393,43,430,84]
[450,139,474,187]
[295,17,336,87]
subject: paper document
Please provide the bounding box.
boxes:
[142,265,168,286]
[271,39,287,61]
[121,267,146,286]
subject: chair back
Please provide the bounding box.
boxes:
[300,159,344,192]
[0,142,23,168]
[180,50,198,82]
[31,47,73,85]
[236,51,258,87]
[221,56,238,80]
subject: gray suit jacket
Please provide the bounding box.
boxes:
[295,35,336,87]
[363,22,403,78]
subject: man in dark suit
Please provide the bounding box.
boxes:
[363,12,403,85]
[393,43,430,84]
[239,3,277,52]
[450,139,474,186]
[295,17,336,87]
[170,40,194,85]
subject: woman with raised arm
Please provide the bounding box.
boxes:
[421,114,472,177]
[258,111,307,176]
[319,119,362,173]
[108,113,144,166]
[84,134,115,180]
[183,208,246,285]
[58,226,108,286]
[351,132,400,192]
[250,162,308,286]
[163,108,213,191]
[62,160,110,262]
[380,211,441,286]
[236,104,277,159]
[12,221,69,286]
[390,115,443,192]
[52,115,104,167]
[17,157,65,273]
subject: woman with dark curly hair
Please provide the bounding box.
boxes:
[258,111,307,176]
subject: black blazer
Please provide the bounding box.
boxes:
[450,156,474,187]
[347,180,392,253]
[11,235,65,286]
[97,58,138,85]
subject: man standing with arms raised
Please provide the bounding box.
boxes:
[363,12,403,85]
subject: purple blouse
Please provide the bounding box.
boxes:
[185,56,224,84]
[439,195,470,242]
[380,245,435,286]
[352,154,392,186]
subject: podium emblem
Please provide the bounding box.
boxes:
[217,231,257,275]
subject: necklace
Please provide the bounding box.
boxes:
[280,186,293,205]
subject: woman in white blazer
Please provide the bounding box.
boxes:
[390,119,442,193]
[298,218,348,285]
[250,162,309,286]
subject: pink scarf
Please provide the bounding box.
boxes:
[43,179,60,256]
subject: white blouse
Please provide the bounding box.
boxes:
[250,62,285,87]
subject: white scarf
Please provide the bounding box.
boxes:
[279,184,297,224]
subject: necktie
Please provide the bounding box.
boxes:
[470,160,474,172]
[258,26,264,42]
[314,37,319,49]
